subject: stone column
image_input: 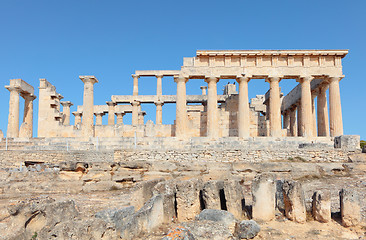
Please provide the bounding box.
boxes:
[21,94,36,138]
[72,112,82,126]
[94,112,104,125]
[155,101,164,125]
[283,110,290,130]
[132,74,139,96]
[138,112,146,125]
[200,86,207,95]
[297,102,303,136]
[106,101,116,125]
[328,77,343,136]
[298,76,313,137]
[61,101,73,125]
[131,101,140,125]
[156,74,163,96]
[205,77,219,139]
[174,77,188,139]
[80,76,98,138]
[312,94,317,136]
[6,86,21,138]
[115,112,125,124]
[289,107,297,136]
[266,77,282,137]
[317,86,330,137]
[237,77,250,138]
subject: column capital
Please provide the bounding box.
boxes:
[106,101,116,106]
[204,77,219,83]
[61,101,73,107]
[79,75,98,84]
[132,74,140,79]
[174,76,188,83]
[155,74,164,78]
[154,101,164,106]
[5,86,21,93]
[115,111,126,116]
[327,76,344,83]
[296,76,313,83]
[138,111,146,116]
[94,112,105,117]
[21,93,37,101]
[265,76,282,83]
[200,86,207,90]
[72,112,82,117]
[236,76,251,83]
[131,101,140,106]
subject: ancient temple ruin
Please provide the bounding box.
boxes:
[3,49,348,142]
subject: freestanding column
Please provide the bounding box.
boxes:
[61,101,73,125]
[6,86,21,138]
[156,74,163,96]
[115,112,125,124]
[237,77,250,138]
[72,112,82,126]
[317,86,330,136]
[298,76,313,137]
[312,94,317,136]
[131,101,140,125]
[205,77,219,139]
[174,77,188,139]
[138,112,146,125]
[106,101,116,125]
[22,94,36,137]
[80,76,98,138]
[297,102,303,136]
[200,86,207,95]
[94,112,104,125]
[266,77,282,137]
[155,101,164,125]
[132,74,139,96]
[289,106,297,136]
[328,77,343,136]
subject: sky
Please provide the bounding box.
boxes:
[0,0,365,139]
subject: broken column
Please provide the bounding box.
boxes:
[106,101,116,125]
[61,101,73,125]
[282,180,306,223]
[20,93,36,138]
[6,85,21,138]
[202,180,224,210]
[340,189,361,227]
[176,179,202,221]
[312,190,331,223]
[224,179,247,220]
[115,112,125,124]
[72,112,82,126]
[80,76,98,138]
[94,112,104,125]
[252,174,276,221]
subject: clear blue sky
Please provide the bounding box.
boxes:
[0,0,365,139]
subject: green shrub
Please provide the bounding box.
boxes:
[361,140,366,149]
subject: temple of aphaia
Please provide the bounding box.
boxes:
[1,49,348,142]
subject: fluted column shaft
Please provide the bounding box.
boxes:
[155,101,164,125]
[61,101,73,126]
[81,76,98,138]
[132,74,139,96]
[95,113,104,125]
[131,101,140,125]
[237,77,250,138]
[266,77,281,137]
[115,112,125,124]
[317,86,330,136]
[289,107,297,136]
[22,94,36,137]
[106,101,116,125]
[328,77,343,136]
[297,103,303,136]
[205,77,219,139]
[298,76,313,137]
[6,87,21,138]
[156,75,163,96]
[283,111,290,131]
[312,94,317,136]
[175,77,188,139]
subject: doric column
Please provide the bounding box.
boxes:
[266,77,282,137]
[205,77,219,139]
[22,94,36,137]
[317,86,330,137]
[94,112,104,125]
[312,94,317,136]
[289,106,297,136]
[131,101,140,125]
[106,101,116,125]
[283,110,290,130]
[115,112,125,124]
[200,86,207,95]
[61,101,73,125]
[328,76,343,136]
[174,77,188,139]
[156,74,163,96]
[72,112,82,126]
[155,101,164,125]
[5,86,21,138]
[236,76,250,138]
[297,102,303,136]
[80,76,98,138]
[138,112,146,125]
[132,74,139,96]
[297,76,313,137]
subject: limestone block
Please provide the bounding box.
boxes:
[312,190,331,223]
[112,170,142,183]
[176,178,203,221]
[130,178,165,210]
[224,179,248,220]
[196,209,237,235]
[181,220,235,240]
[0,130,3,139]
[251,173,276,221]
[82,181,115,193]
[19,122,31,138]
[81,171,111,182]
[95,206,135,225]
[282,180,306,223]
[235,220,261,240]
[153,180,177,223]
[340,189,361,227]
[202,180,224,210]
[59,171,83,181]
[334,135,360,151]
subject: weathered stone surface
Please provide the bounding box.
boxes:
[202,180,224,210]
[95,205,135,225]
[252,173,276,221]
[130,178,165,210]
[0,130,3,139]
[235,220,260,239]
[340,189,361,227]
[275,180,285,212]
[153,180,177,223]
[182,220,235,240]
[224,179,247,220]
[196,209,237,234]
[312,190,331,223]
[176,179,202,221]
[162,226,196,240]
[334,135,360,151]
[283,180,306,223]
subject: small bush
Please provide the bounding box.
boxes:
[360,140,366,149]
